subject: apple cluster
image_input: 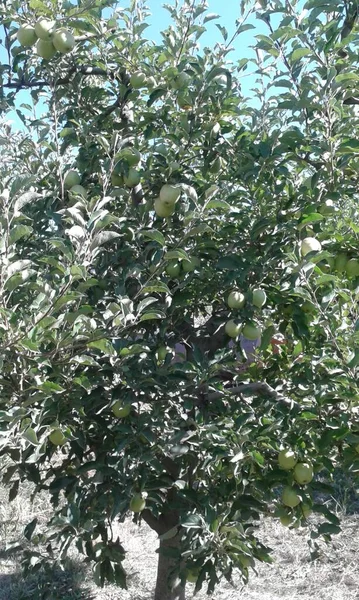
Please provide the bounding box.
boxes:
[300,237,359,277]
[225,287,267,342]
[16,19,76,59]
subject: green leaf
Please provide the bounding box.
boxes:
[88,339,116,355]
[23,428,39,445]
[290,48,312,61]
[90,231,120,250]
[141,229,166,246]
[140,311,166,321]
[24,518,38,540]
[165,249,189,261]
[141,282,171,295]
[205,199,231,211]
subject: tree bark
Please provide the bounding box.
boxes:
[154,532,186,600]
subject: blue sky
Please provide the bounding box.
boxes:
[1,0,270,129]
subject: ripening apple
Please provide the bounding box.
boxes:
[154,197,175,218]
[130,493,146,513]
[17,24,38,47]
[242,323,261,340]
[293,462,313,485]
[123,168,141,188]
[36,39,57,59]
[53,29,76,54]
[278,449,297,470]
[282,486,301,508]
[227,290,245,309]
[345,258,359,278]
[182,256,200,273]
[112,401,131,418]
[166,261,181,278]
[119,147,141,166]
[130,71,147,88]
[160,184,181,206]
[35,18,56,40]
[49,428,66,446]
[252,288,267,309]
[64,170,81,188]
[300,237,322,256]
[225,320,242,338]
[334,252,348,272]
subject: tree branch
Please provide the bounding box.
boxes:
[3,65,114,90]
[207,382,299,408]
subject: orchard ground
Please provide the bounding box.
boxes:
[0,479,358,600]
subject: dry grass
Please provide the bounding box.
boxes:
[0,482,358,600]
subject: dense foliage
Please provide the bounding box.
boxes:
[1,1,359,598]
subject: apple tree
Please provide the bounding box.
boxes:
[0,0,359,599]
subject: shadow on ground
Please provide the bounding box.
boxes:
[0,561,94,600]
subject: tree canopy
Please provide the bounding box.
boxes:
[0,1,359,599]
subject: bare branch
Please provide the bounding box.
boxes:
[207,382,299,408]
[2,65,114,90]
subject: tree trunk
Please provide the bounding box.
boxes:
[154,532,186,600]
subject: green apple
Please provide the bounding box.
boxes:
[166,261,181,278]
[154,197,175,218]
[17,24,37,47]
[173,71,191,89]
[186,569,199,583]
[227,290,245,309]
[225,320,242,338]
[36,39,57,59]
[68,184,87,198]
[213,74,228,86]
[301,237,321,256]
[35,19,55,40]
[301,503,312,518]
[280,513,293,526]
[119,147,141,166]
[345,258,359,278]
[182,256,200,273]
[282,486,301,508]
[111,172,123,186]
[278,449,297,470]
[319,199,335,215]
[130,71,147,88]
[154,143,170,156]
[242,323,261,340]
[64,170,81,188]
[112,401,131,418]
[293,462,313,485]
[335,252,348,272]
[49,428,66,446]
[159,184,181,206]
[355,444,359,454]
[124,168,141,188]
[209,156,222,174]
[146,76,157,88]
[130,493,146,512]
[157,345,169,361]
[53,29,75,54]
[252,288,267,309]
